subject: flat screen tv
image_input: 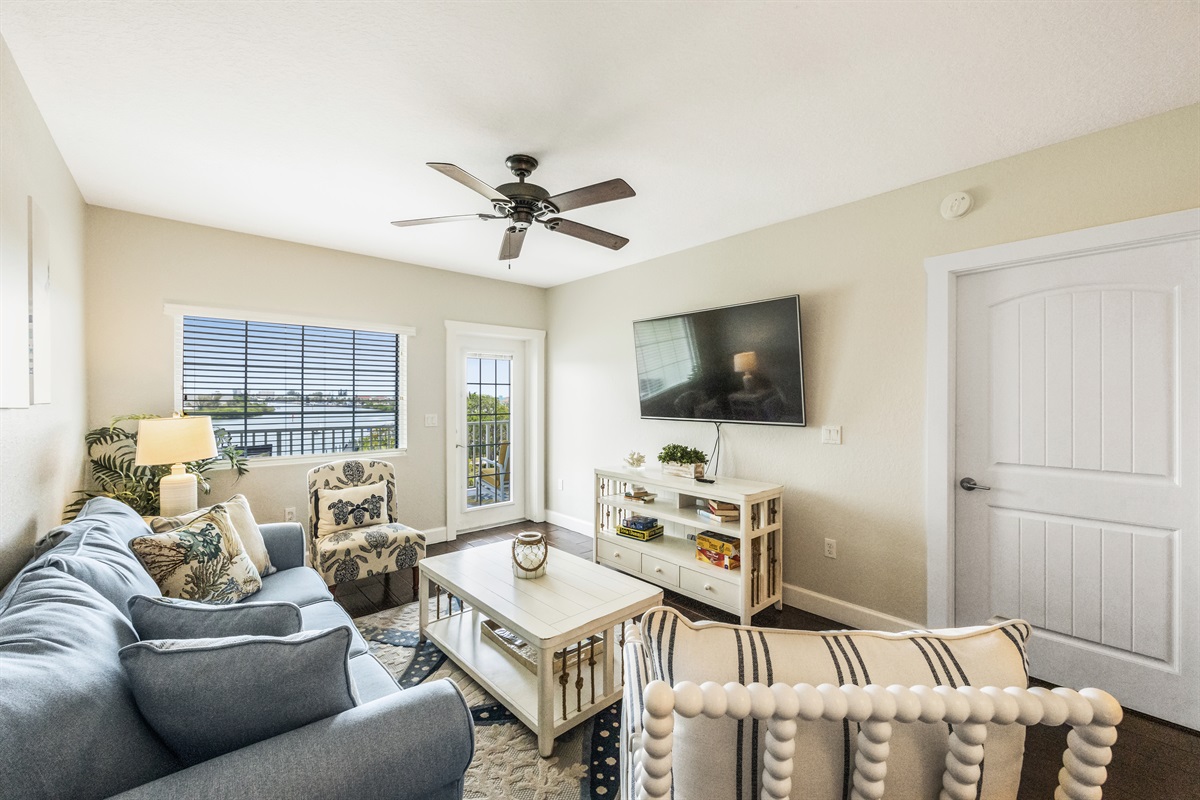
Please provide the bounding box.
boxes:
[633,296,806,426]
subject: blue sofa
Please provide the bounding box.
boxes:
[0,497,474,800]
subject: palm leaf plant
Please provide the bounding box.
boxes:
[65,414,249,520]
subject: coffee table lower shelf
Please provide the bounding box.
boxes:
[422,608,618,751]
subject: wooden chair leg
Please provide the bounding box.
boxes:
[412,565,419,597]
[385,572,392,595]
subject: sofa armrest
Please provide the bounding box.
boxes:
[107,679,474,800]
[259,522,307,571]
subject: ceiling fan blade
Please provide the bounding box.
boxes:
[498,226,526,260]
[545,178,635,213]
[543,218,629,250]
[390,213,493,228]
[427,163,513,207]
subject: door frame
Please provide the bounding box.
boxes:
[445,320,546,541]
[923,208,1200,627]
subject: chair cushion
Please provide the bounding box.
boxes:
[638,606,1031,800]
[32,497,161,617]
[120,627,357,765]
[128,594,302,640]
[315,480,388,538]
[314,522,424,585]
[151,494,275,576]
[129,505,262,604]
[301,599,369,657]
[0,568,181,799]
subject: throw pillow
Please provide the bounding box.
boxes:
[152,494,274,576]
[129,505,262,604]
[119,627,357,765]
[127,594,302,640]
[315,480,388,538]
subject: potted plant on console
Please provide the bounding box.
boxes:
[657,443,708,480]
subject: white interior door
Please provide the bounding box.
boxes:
[454,335,526,532]
[954,231,1199,727]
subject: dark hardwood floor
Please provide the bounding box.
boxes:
[335,523,1199,800]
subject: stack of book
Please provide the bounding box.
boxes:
[695,499,739,524]
[696,531,741,570]
[617,514,664,541]
[623,486,657,504]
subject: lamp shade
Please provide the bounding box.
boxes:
[733,351,758,373]
[135,416,218,466]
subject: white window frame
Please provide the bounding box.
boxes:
[165,303,415,467]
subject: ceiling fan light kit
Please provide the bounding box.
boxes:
[391,154,635,261]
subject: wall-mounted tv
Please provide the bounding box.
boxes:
[633,296,806,427]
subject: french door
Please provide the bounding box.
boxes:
[454,336,526,532]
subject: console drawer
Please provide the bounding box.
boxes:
[597,539,641,572]
[641,554,680,587]
[680,567,739,608]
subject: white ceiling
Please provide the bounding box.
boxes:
[2,2,1197,288]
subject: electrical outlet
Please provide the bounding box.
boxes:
[424,414,437,427]
[824,538,837,558]
[284,507,296,522]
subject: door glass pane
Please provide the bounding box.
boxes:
[466,355,512,508]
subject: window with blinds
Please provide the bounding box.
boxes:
[179,315,407,459]
[633,316,699,399]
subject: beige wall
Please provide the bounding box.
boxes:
[0,36,88,586]
[85,208,546,535]
[545,104,1200,625]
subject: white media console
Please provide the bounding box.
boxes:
[593,467,784,625]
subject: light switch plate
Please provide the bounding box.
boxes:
[424,414,437,427]
[821,425,842,445]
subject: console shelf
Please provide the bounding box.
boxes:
[593,467,784,625]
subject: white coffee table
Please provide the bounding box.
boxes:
[418,540,663,757]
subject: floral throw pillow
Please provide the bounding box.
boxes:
[315,481,388,538]
[129,505,262,604]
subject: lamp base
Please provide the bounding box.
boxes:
[159,464,199,517]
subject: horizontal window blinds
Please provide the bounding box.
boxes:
[181,315,407,458]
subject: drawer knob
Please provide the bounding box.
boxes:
[613,552,620,558]
[654,566,663,573]
[704,584,714,591]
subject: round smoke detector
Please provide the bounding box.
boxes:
[940,191,974,220]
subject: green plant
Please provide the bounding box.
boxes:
[657,443,708,465]
[65,414,249,520]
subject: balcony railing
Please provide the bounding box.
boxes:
[224,425,397,458]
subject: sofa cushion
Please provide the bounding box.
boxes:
[33,497,161,617]
[0,568,181,799]
[315,480,388,538]
[120,627,357,765]
[128,594,302,640]
[151,494,275,577]
[301,598,368,657]
[129,504,262,603]
[349,652,402,703]
[252,566,333,607]
[638,607,1031,800]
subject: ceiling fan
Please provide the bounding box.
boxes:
[391,154,635,260]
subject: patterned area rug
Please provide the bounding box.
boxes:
[354,600,623,799]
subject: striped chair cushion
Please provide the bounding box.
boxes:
[638,606,1031,800]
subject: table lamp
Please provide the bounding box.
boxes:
[733,351,759,391]
[135,416,218,516]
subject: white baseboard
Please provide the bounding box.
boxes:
[783,583,922,632]
[547,510,592,536]
[422,526,448,545]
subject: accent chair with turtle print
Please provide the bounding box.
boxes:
[307,459,425,595]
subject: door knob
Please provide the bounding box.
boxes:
[959,477,991,491]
